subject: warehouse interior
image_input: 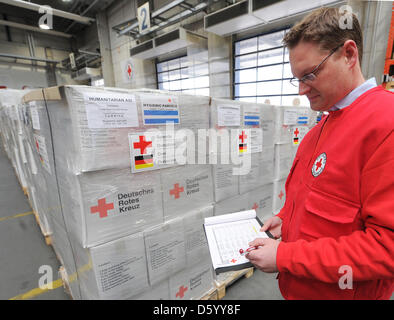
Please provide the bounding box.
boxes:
[0,0,393,301]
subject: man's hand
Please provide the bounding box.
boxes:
[261,216,282,239]
[245,238,280,273]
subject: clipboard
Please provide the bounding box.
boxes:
[203,210,274,274]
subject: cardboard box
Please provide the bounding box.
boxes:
[161,165,213,220]
[144,216,186,286]
[169,259,214,300]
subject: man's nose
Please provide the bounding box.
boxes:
[298,81,312,95]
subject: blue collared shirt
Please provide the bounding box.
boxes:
[330,78,377,111]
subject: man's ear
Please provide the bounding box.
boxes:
[343,39,358,69]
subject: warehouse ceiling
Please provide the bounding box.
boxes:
[113,0,242,40]
[0,0,115,36]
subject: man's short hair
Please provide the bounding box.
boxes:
[283,7,363,65]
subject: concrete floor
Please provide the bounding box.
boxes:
[0,143,70,300]
[0,142,281,300]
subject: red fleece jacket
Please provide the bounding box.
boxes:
[276,87,394,300]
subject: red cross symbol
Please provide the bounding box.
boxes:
[278,190,284,200]
[127,64,132,78]
[239,131,247,143]
[293,128,299,137]
[252,203,258,210]
[133,136,152,154]
[170,183,184,199]
[176,285,188,299]
[315,158,323,171]
[231,259,237,263]
[168,98,172,103]
[90,198,114,218]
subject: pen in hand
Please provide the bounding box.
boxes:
[239,246,261,256]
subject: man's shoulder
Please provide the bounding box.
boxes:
[356,87,394,138]
[362,86,394,116]
[368,86,394,103]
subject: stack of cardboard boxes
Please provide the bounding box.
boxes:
[21,86,215,299]
[0,85,317,299]
[272,106,317,214]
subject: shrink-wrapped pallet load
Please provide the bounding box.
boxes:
[8,84,321,300]
[272,105,318,213]
[19,86,216,300]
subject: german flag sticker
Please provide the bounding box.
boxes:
[134,154,154,170]
[239,144,247,153]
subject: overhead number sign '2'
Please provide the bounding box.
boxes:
[138,2,151,34]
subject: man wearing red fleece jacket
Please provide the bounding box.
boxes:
[246,7,394,299]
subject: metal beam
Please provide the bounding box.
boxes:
[118,0,188,36]
[64,0,100,33]
[0,52,60,64]
[0,0,95,24]
[0,19,73,38]
[78,49,101,57]
[130,2,209,40]
[0,59,68,71]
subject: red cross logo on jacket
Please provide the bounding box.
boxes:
[312,152,327,177]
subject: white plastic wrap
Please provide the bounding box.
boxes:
[89,232,149,299]
[212,163,239,202]
[44,86,210,173]
[260,104,275,147]
[274,106,317,144]
[169,259,214,300]
[161,164,214,220]
[210,98,241,157]
[144,216,186,286]
[274,143,296,180]
[50,216,81,300]
[214,192,249,216]
[133,279,170,300]
[61,168,164,248]
[3,85,312,300]
[273,178,286,215]
[183,206,213,265]
[246,183,274,222]
[239,148,274,194]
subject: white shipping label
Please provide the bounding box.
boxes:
[292,126,308,145]
[6,104,17,121]
[129,132,177,173]
[214,165,236,190]
[249,128,263,153]
[141,94,180,126]
[297,109,310,125]
[30,102,40,130]
[83,92,138,128]
[243,105,260,127]
[144,220,186,286]
[217,104,241,127]
[33,134,51,174]
[238,129,262,154]
[283,110,298,125]
[90,236,149,299]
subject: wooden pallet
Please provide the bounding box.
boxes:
[200,287,219,300]
[214,267,254,300]
[58,266,73,300]
[23,187,52,246]
[32,210,52,246]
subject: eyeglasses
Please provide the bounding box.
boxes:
[289,44,343,87]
